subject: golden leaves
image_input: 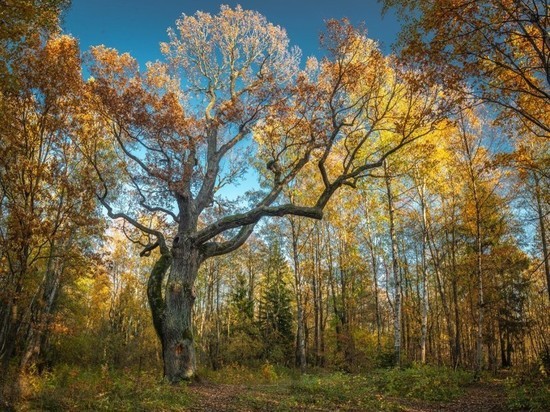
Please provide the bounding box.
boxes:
[384,0,550,136]
[0,32,104,290]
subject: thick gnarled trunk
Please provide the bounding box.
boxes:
[146,238,201,383]
[150,239,201,383]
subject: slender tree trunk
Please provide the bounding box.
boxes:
[327,236,342,355]
[314,237,327,368]
[312,253,320,365]
[372,255,382,353]
[337,239,354,368]
[469,155,484,379]
[20,249,61,371]
[290,219,306,371]
[533,172,550,302]
[365,213,382,352]
[417,178,429,364]
[295,295,306,370]
[0,241,29,375]
[246,247,256,316]
[450,227,462,368]
[384,160,401,367]
[475,219,484,378]
[427,225,454,366]
[458,120,484,377]
[214,267,221,370]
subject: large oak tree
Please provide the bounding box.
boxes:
[87,6,447,382]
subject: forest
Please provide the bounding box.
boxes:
[0,0,549,410]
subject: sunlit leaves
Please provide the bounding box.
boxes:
[384,0,550,136]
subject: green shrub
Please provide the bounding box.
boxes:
[26,365,191,411]
[505,377,550,411]
[379,365,473,401]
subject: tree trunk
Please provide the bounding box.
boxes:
[470,157,484,379]
[475,222,484,379]
[295,298,306,370]
[213,267,221,370]
[161,241,200,382]
[20,266,61,371]
[19,239,65,372]
[0,240,29,376]
[427,224,454,367]
[314,223,326,367]
[364,208,382,353]
[312,251,320,365]
[418,178,429,364]
[290,219,306,371]
[533,172,550,302]
[384,160,401,367]
[451,227,462,368]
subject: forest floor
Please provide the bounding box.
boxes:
[17,365,548,411]
[186,373,509,411]
[387,380,507,412]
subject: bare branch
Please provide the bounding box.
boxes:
[193,203,323,245]
[128,175,179,222]
[200,224,255,258]
[140,241,159,257]
[97,195,166,244]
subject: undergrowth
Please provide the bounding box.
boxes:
[12,363,482,411]
[22,364,191,411]
[379,365,473,401]
[505,373,550,411]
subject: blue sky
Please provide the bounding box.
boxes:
[63,0,401,65]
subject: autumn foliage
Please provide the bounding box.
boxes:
[0,2,549,410]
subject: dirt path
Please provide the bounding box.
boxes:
[438,380,508,411]
[187,382,243,411]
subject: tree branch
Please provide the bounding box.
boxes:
[193,204,323,246]
[128,174,179,222]
[200,224,256,258]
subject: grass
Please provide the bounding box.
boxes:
[204,363,474,411]
[281,372,400,411]
[21,365,192,411]
[11,363,488,411]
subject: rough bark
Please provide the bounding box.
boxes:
[146,242,172,375]
[162,240,200,382]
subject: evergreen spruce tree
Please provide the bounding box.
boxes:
[230,272,254,323]
[258,238,294,364]
[225,271,261,364]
